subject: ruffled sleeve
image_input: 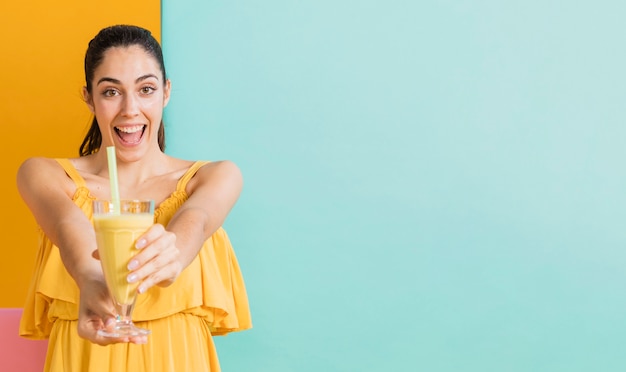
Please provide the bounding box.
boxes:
[19,187,94,339]
[197,227,252,334]
[19,229,56,339]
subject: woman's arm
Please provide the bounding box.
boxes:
[128,160,243,293]
[17,157,102,286]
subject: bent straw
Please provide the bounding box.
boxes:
[106,146,121,214]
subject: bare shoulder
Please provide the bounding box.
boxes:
[187,160,243,193]
[17,157,62,179]
[17,157,74,196]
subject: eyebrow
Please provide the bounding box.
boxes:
[97,74,160,86]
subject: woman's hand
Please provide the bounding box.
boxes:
[81,223,179,344]
[76,277,147,345]
[127,223,183,294]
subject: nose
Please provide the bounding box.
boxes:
[121,93,140,117]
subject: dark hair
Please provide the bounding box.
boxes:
[79,25,167,156]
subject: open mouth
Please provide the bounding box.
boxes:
[114,125,146,145]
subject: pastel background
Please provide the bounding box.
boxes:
[162,1,626,371]
[3,0,626,371]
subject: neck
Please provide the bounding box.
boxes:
[93,147,170,186]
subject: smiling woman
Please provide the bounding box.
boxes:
[16,25,252,372]
[82,42,170,161]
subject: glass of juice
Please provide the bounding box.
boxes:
[92,199,154,338]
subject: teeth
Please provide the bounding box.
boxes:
[116,125,144,133]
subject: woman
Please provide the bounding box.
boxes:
[17,25,251,371]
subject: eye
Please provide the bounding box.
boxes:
[103,89,119,97]
[140,86,156,95]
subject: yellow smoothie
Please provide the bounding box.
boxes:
[94,213,153,305]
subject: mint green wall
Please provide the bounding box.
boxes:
[162,1,626,370]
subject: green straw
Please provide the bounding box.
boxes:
[106,146,121,214]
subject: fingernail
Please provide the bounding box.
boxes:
[127,274,137,283]
[128,260,139,270]
[135,239,146,249]
[138,285,146,294]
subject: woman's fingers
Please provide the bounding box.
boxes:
[127,224,182,293]
[78,300,148,345]
[77,307,120,345]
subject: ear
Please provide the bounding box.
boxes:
[163,79,171,108]
[82,87,95,113]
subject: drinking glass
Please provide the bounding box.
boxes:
[92,199,154,337]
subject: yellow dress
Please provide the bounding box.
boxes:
[19,159,252,371]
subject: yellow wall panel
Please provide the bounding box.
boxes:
[0,1,161,306]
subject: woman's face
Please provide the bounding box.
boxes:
[84,45,170,160]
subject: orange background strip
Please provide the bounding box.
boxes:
[0,1,161,306]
